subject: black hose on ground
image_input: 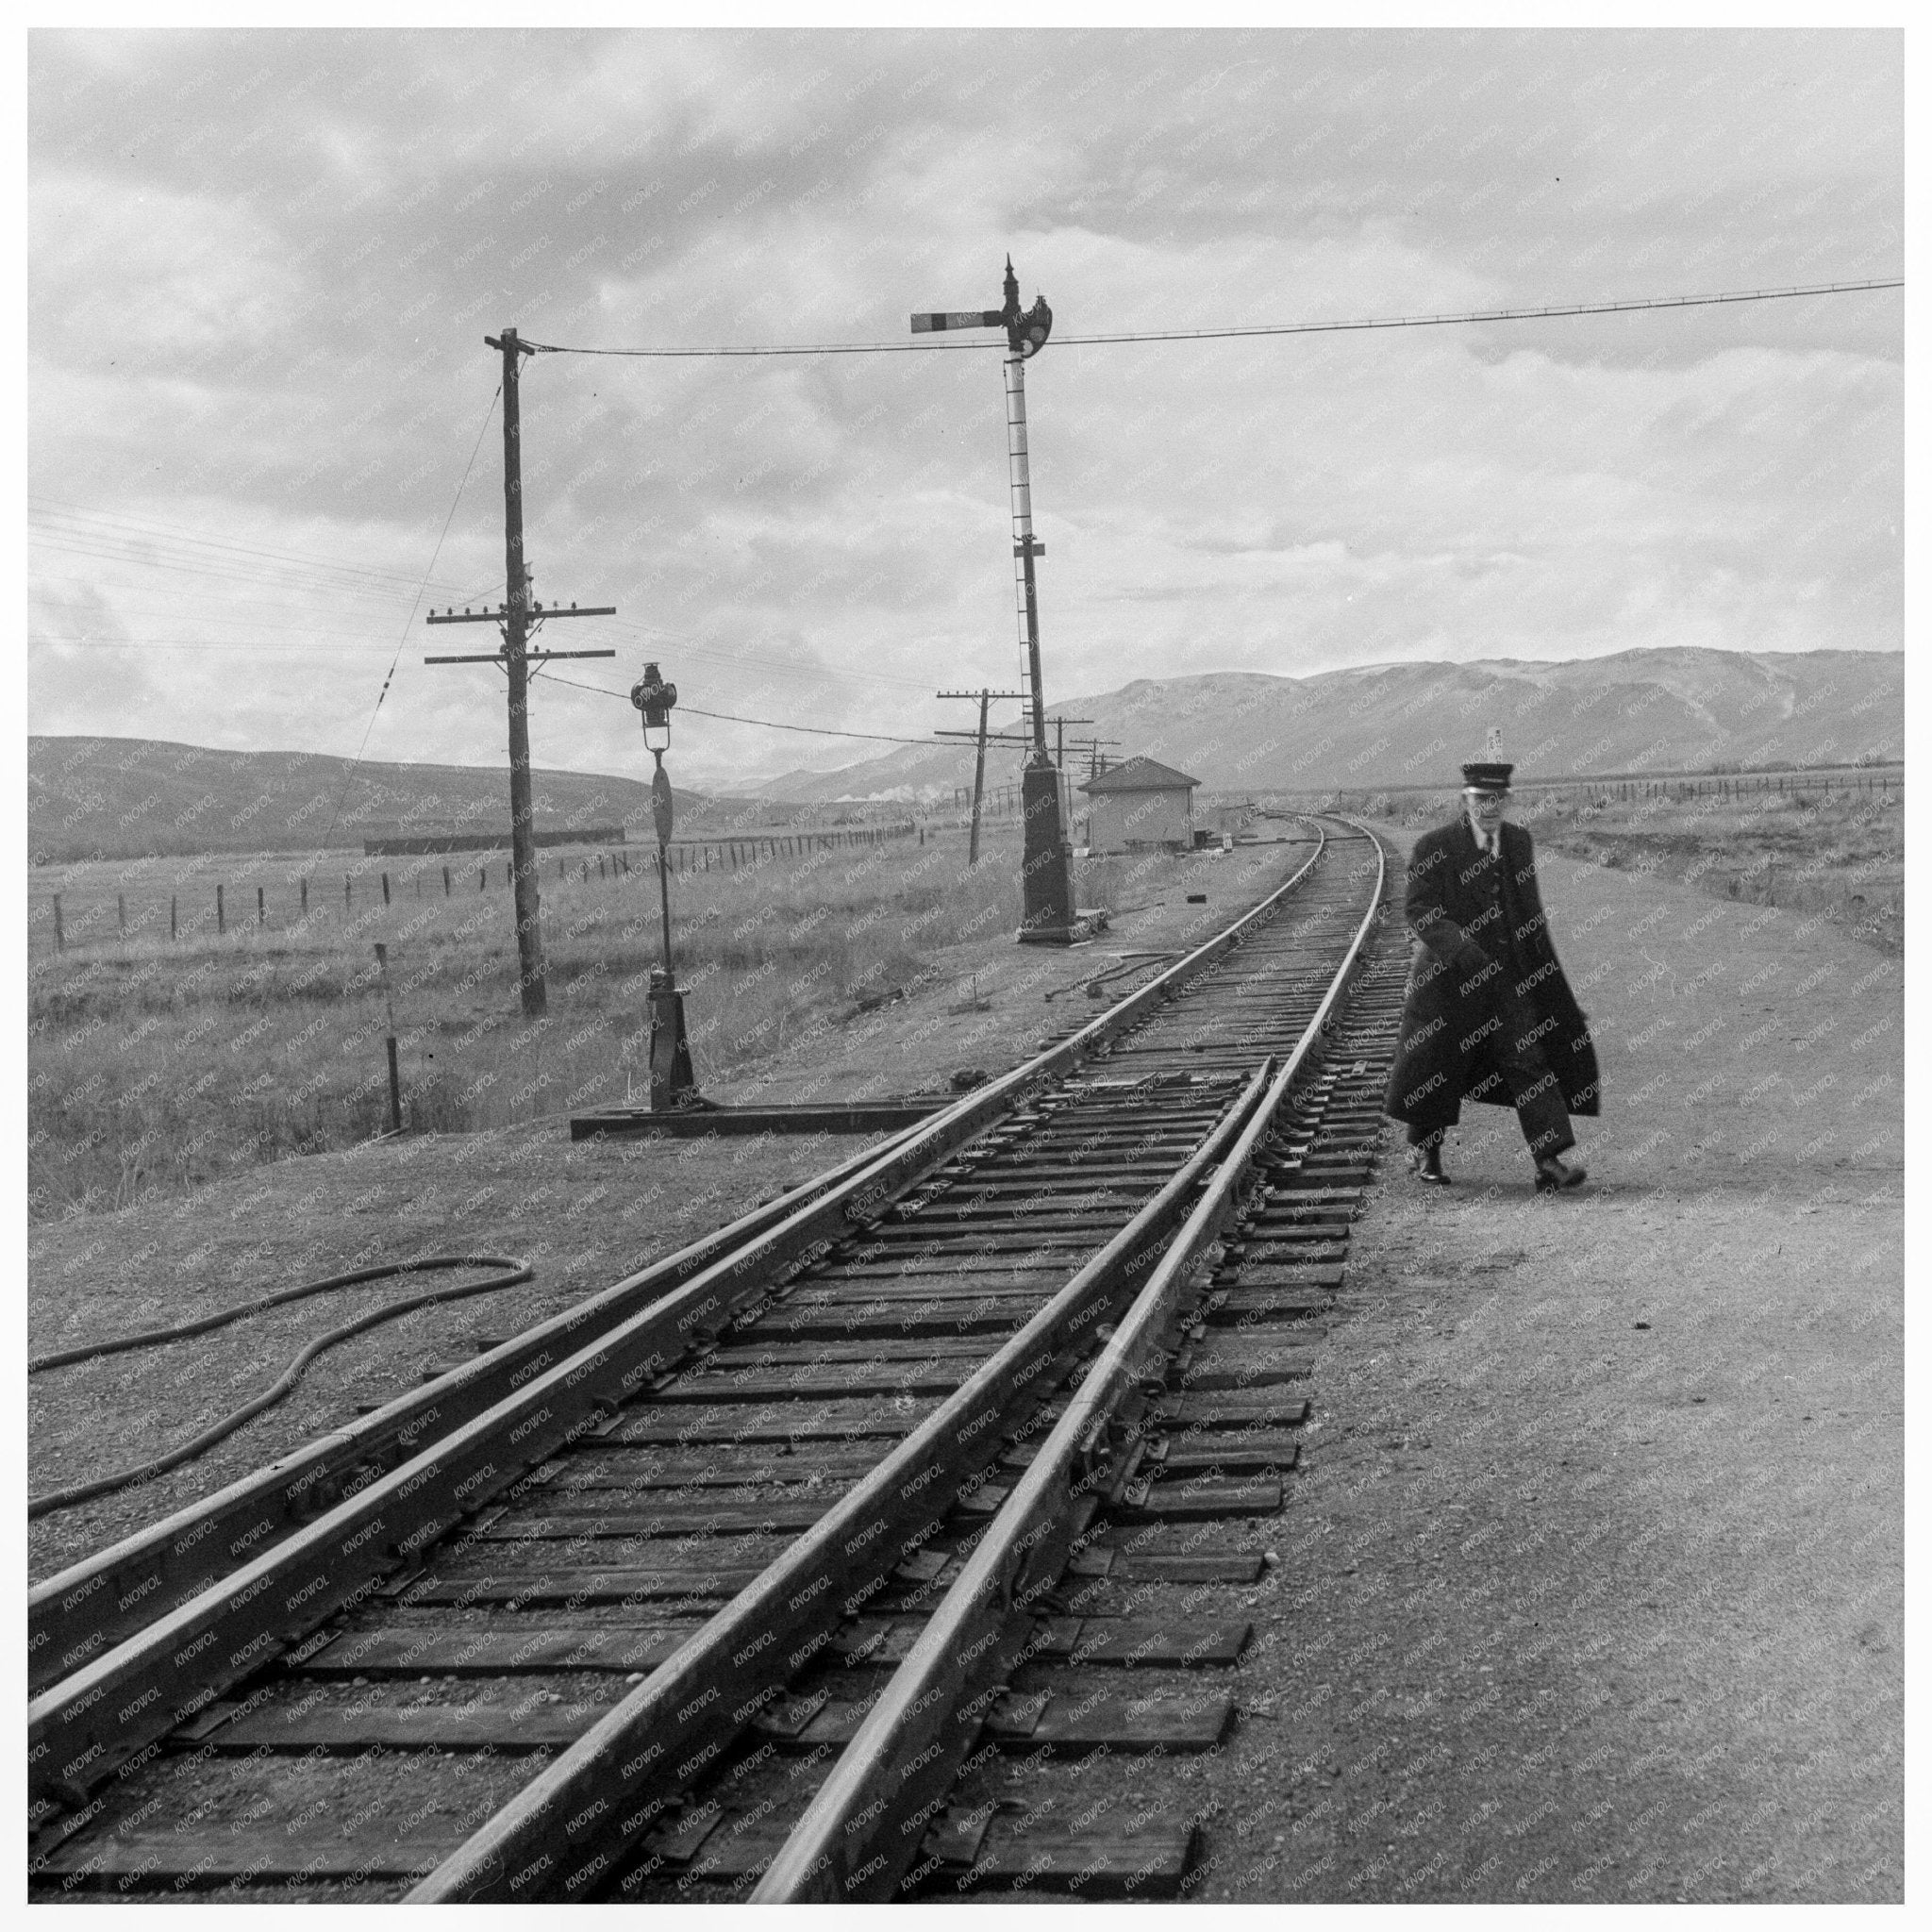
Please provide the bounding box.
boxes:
[27,1256,532,1520]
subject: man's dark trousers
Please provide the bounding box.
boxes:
[1407,1041,1574,1159]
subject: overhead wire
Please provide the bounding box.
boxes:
[28,506,491,602]
[519,275,1902,359]
[32,511,941,695]
[309,385,500,862]
[29,634,405,653]
[682,702,983,747]
[30,500,506,605]
[28,537,459,601]
[534,668,947,747]
[589,615,941,696]
[26,620,950,698]
[35,270,1901,763]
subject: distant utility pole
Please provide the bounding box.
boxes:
[425,325,617,1020]
[936,688,1025,864]
[1051,715,1091,770]
[936,705,1115,861]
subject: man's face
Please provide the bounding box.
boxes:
[1465,788,1508,837]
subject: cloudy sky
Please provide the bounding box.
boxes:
[28,26,1902,791]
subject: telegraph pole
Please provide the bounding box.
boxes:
[1049,714,1093,832]
[937,688,1024,864]
[425,326,616,1020]
[1050,714,1095,770]
[936,702,1111,863]
[496,329,542,1017]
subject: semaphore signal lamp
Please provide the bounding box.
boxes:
[632,662,677,753]
[628,657,704,1112]
[1000,256,1052,358]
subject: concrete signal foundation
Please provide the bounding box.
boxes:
[1018,758,1108,945]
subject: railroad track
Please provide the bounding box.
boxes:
[31,817,1403,1903]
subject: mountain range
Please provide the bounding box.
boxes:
[29,649,1903,859]
[757,647,1903,801]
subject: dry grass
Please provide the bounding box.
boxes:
[26,824,1163,1221]
[1332,781,1904,956]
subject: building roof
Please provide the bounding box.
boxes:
[1078,755,1202,796]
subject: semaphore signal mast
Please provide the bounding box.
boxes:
[913,259,1102,944]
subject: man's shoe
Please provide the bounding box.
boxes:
[1535,1156,1587,1192]
[1409,1144,1450,1185]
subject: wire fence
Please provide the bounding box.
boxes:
[1295,768,1906,956]
[26,824,919,961]
[1247,764,1903,815]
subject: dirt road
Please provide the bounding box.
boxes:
[1196,830,1903,1901]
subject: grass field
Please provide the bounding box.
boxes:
[1333,781,1905,955]
[26,823,1164,1222]
[36,775,1896,1224]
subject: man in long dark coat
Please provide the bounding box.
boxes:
[1384,759,1599,1190]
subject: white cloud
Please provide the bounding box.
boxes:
[26,27,1902,792]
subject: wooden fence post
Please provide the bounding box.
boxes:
[479,866,487,891]
[382,873,391,906]
[216,883,225,935]
[300,876,308,917]
[374,942,403,1135]
[52,894,64,954]
[443,865,452,896]
[170,895,177,941]
[118,893,126,934]
[258,886,265,927]
[345,874,353,909]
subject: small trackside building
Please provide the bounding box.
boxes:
[1078,756,1202,854]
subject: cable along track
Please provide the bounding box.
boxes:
[30,819,1386,1903]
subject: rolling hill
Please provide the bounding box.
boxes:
[26,739,790,864]
[29,648,1902,859]
[756,648,1904,802]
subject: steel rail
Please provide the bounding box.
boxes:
[28,827,1326,1820]
[29,1126,930,1694]
[407,1054,1281,1903]
[410,825,1380,1905]
[756,821,1389,1902]
[34,823,1329,1689]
